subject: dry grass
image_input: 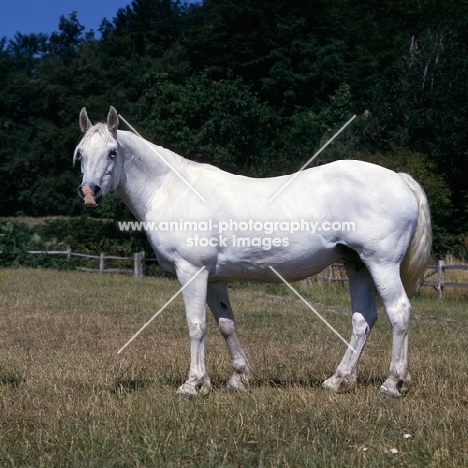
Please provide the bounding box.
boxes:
[0,268,467,467]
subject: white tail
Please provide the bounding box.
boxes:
[399,173,432,292]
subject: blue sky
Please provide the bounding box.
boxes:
[0,0,189,42]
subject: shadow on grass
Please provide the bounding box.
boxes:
[255,377,324,388]
[111,378,150,394]
[357,376,386,387]
[0,371,24,388]
[111,374,186,394]
[251,375,386,390]
[109,374,387,394]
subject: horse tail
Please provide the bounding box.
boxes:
[398,173,432,293]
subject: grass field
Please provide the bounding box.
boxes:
[0,268,467,467]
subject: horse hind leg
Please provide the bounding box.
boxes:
[367,262,412,398]
[323,262,378,393]
[206,281,252,392]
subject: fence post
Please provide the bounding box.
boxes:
[99,252,105,274]
[437,260,444,299]
[134,252,144,279]
[327,265,333,288]
[140,251,146,278]
[66,248,72,261]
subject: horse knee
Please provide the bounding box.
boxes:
[218,317,235,338]
[188,321,206,340]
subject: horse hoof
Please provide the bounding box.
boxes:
[227,384,247,394]
[176,383,198,399]
[322,374,356,393]
[227,374,249,393]
[379,384,401,399]
[322,377,340,393]
[227,381,248,393]
[177,378,211,399]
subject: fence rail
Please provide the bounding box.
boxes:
[421,260,468,299]
[321,261,468,299]
[2,250,468,297]
[21,249,147,278]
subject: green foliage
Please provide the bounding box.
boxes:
[361,15,468,236]
[136,72,277,175]
[137,75,355,176]
[0,221,31,266]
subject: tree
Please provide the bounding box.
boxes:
[136,72,276,175]
[363,19,468,238]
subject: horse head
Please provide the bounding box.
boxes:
[74,106,120,210]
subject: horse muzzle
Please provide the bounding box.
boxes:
[78,183,103,210]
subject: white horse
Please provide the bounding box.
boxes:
[74,106,431,398]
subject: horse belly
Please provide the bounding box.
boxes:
[211,235,340,283]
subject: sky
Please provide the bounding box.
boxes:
[0,0,143,41]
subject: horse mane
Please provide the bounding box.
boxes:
[73,122,220,174]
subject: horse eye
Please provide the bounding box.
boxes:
[75,150,82,161]
[109,149,117,159]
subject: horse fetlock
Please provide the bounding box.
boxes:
[231,356,249,374]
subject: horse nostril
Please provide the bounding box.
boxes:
[77,186,85,200]
[94,186,103,205]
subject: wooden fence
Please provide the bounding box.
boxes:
[321,261,468,299]
[24,249,148,278]
[421,260,468,299]
[3,250,468,297]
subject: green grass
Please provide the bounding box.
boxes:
[0,268,467,467]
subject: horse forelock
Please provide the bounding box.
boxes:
[80,123,111,147]
[73,123,112,164]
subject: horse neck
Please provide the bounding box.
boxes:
[115,130,189,220]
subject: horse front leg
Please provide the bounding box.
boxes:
[176,265,211,398]
[206,281,252,392]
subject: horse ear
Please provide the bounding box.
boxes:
[79,107,92,132]
[107,106,119,133]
